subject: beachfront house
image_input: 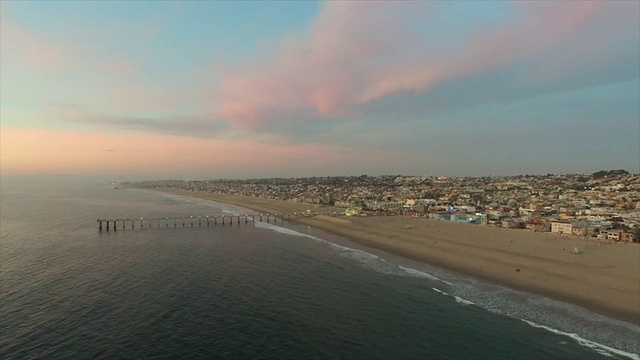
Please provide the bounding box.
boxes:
[412,204,428,214]
[550,221,572,234]
[621,230,639,242]
[572,225,587,236]
[334,201,351,208]
[571,221,588,236]
[605,230,622,241]
[374,201,404,212]
[534,223,551,233]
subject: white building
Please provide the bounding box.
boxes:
[551,221,572,234]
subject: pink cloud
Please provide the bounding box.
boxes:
[513,1,640,85]
[360,1,610,102]
[1,22,68,70]
[215,1,430,129]
[215,1,636,128]
[0,19,134,76]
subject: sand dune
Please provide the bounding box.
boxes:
[159,189,640,325]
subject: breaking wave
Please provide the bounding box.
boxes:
[255,222,454,286]
[522,320,639,360]
[431,288,476,306]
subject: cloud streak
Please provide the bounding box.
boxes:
[47,103,232,139]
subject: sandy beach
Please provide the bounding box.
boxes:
[160,189,640,325]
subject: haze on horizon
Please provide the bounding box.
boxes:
[1,1,639,180]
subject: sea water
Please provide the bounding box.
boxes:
[1,178,638,359]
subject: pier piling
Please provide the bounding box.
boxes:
[96,211,299,232]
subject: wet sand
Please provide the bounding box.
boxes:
[160,189,640,325]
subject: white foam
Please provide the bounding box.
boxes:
[262,225,446,279]
[522,319,640,360]
[432,287,449,295]
[255,222,324,242]
[399,265,453,285]
[255,223,454,285]
[156,192,247,213]
[257,222,382,260]
[454,296,476,306]
[432,288,476,306]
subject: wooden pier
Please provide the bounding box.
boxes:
[96,212,328,231]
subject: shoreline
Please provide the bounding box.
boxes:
[156,188,640,326]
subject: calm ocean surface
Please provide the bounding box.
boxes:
[1,178,638,360]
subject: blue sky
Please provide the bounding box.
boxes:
[1,0,638,178]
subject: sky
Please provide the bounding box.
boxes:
[1,0,639,179]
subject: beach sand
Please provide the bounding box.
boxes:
[160,189,640,325]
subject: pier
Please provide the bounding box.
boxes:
[96,211,328,231]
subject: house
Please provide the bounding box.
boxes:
[502,219,523,229]
[374,201,404,211]
[621,230,640,243]
[412,204,428,213]
[598,229,618,240]
[606,230,622,241]
[571,221,588,236]
[551,221,572,234]
[572,225,587,236]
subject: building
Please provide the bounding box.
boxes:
[606,230,622,241]
[551,221,572,234]
[374,201,404,211]
[621,230,639,242]
[571,221,588,236]
[572,225,587,236]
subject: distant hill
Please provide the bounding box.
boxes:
[591,170,629,179]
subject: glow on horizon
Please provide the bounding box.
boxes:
[0,126,395,178]
[1,1,638,178]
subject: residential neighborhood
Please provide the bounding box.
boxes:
[131,170,640,242]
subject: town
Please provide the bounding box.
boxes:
[130,170,640,243]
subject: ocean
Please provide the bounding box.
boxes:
[1,178,638,360]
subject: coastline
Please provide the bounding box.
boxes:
[157,188,640,326]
